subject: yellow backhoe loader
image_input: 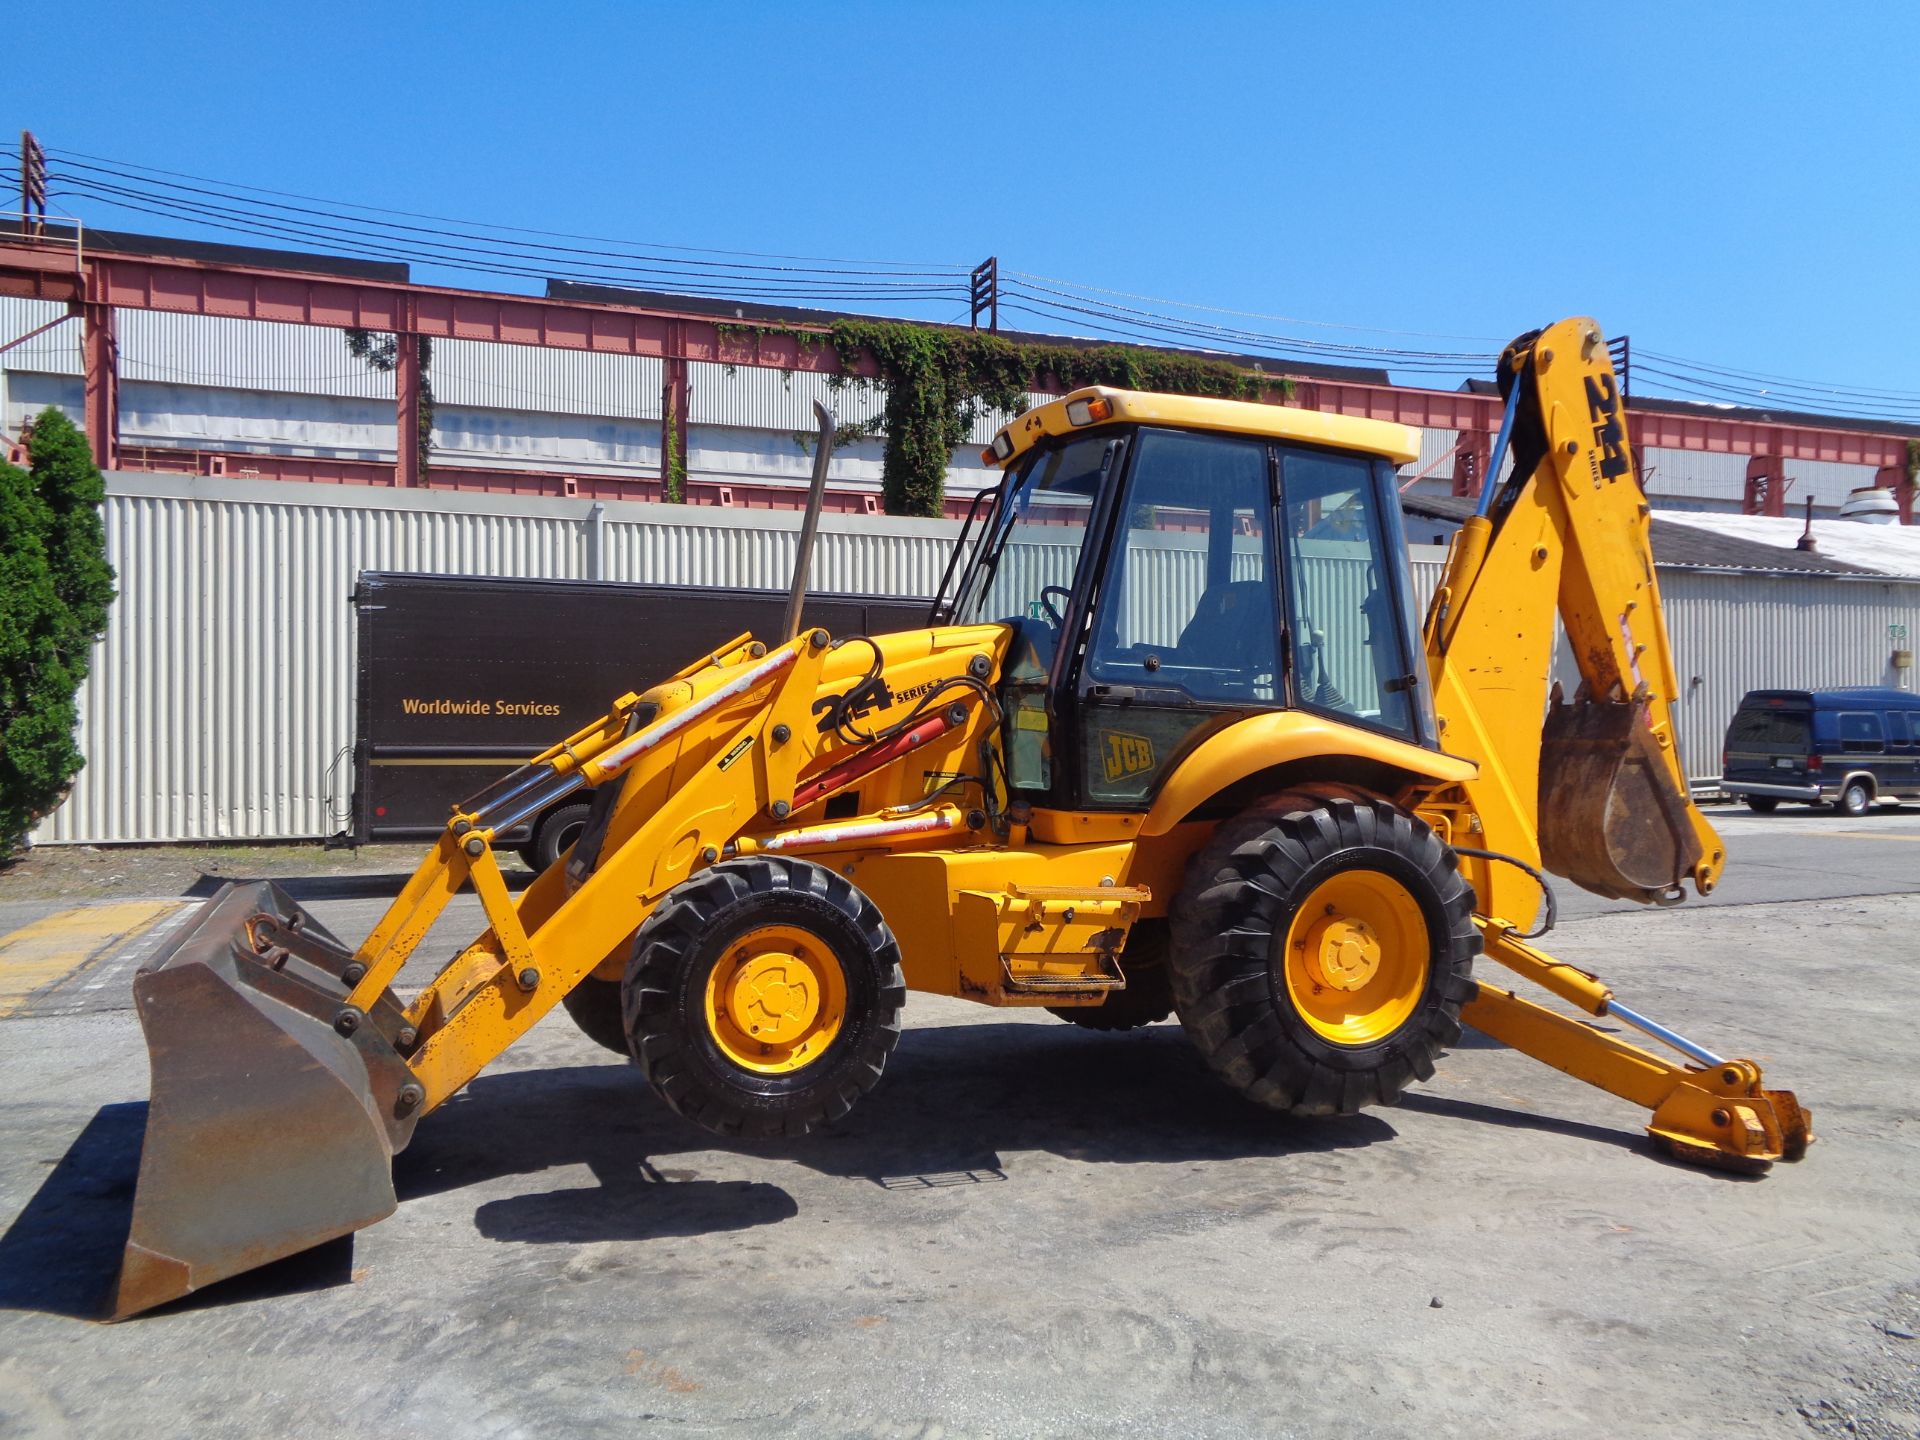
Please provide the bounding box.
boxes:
[109,318,1810,1319]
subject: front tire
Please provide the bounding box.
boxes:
[623,857,905,1138]
[1169,795,1477,1116]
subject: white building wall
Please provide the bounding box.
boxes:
[35,472,1919,845]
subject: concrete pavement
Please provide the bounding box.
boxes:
[0,811,1915,1437]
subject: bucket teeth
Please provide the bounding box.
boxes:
[110,881,420,1319]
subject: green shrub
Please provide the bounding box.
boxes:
[0,409,116,854]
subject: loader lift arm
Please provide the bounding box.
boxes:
[1420,317,1811,1171]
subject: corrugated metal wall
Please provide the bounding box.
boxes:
[1659,571,1920,779]
[34,475,1920,845]
[37,474,952,843]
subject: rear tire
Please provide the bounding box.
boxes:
[1743,795,1780,814]
[1837,780,1873,817]
[623,857,905,1138]
[560,976,631,1056]
[1047,922,1174,1031]
[1169,794,1477,1116]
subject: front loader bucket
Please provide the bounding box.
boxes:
[111,882,422,1320]
[1539,693,1704,903]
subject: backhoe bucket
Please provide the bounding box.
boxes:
[1539,694,1704,903]
[111,882,421,1320]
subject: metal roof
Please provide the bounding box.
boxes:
[1400,494,1883,577]
[547,281,1393,386]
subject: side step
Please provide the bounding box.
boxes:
[977,883,1149,998]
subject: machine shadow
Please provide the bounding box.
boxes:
[470,1173,799,1245]
[0,1103,364,1320]
[398,1019,1395,1243]
[0,1103,143,1319]
[1392,1092,1642,1155]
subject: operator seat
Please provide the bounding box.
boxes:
[1174,580,1277,688]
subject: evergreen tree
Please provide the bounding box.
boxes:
[0,409,116,854]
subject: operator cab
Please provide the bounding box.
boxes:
[944,387,1435,810]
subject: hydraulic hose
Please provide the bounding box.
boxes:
[1451,845,1558,939]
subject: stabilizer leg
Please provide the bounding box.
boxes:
[1461,980,1812,1173]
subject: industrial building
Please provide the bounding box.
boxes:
[3,228,1916,521]
[3,227,1916,846]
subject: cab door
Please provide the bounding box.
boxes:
[1072,428,1283,807]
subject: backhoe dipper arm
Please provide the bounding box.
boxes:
[1421,318,1809,1172]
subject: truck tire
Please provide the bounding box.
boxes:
[522,801,593,875]
[559,976,631,1056]
[1047,922,1175,1031]
[1743,795,1779,814]
[1168,794,1477,1116]
[1837,779,1873,817]
[623,857,905,1138]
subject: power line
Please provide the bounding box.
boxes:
[1003,278,1496,363]
[46,145,966,270]
[22,144,1920,421]
[53,157,967,283]
[1637,347,1920,403]
[1633,363,1920,420]
[48,177,967,305]
[1007,268,1510,344]
[1000,284,1492,376]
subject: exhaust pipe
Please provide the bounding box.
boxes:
[781,400,837,644]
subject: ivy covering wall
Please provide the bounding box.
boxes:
[719,319,1295,517]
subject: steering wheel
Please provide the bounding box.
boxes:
[1038,584,1073,627]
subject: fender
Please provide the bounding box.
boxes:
[1140,709,1476,836]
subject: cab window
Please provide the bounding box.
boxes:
[1084,429,1278,703]
[1277,447,1416,740]
[960,435,1112,626]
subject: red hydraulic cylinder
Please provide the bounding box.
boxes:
[791,706,966,813]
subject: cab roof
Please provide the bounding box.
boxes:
[989,386,1422,469]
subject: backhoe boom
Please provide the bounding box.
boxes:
[1420,318,1808,1169]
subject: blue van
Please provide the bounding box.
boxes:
[1722,687,1920,815]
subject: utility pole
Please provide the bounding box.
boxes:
[19,131,47,236]
[969,257,998,334]
[1608,334,1631,401]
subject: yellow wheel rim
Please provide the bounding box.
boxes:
[704,924,847,1074]
[1280,870,1429,1046]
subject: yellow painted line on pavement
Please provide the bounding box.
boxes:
[1824,831,1920,843]
[0,900,180,1017]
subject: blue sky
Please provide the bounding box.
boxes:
[11,3,1918,411]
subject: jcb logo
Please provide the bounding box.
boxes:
[1582,373,1631,481]
[1102,731,1155,782]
